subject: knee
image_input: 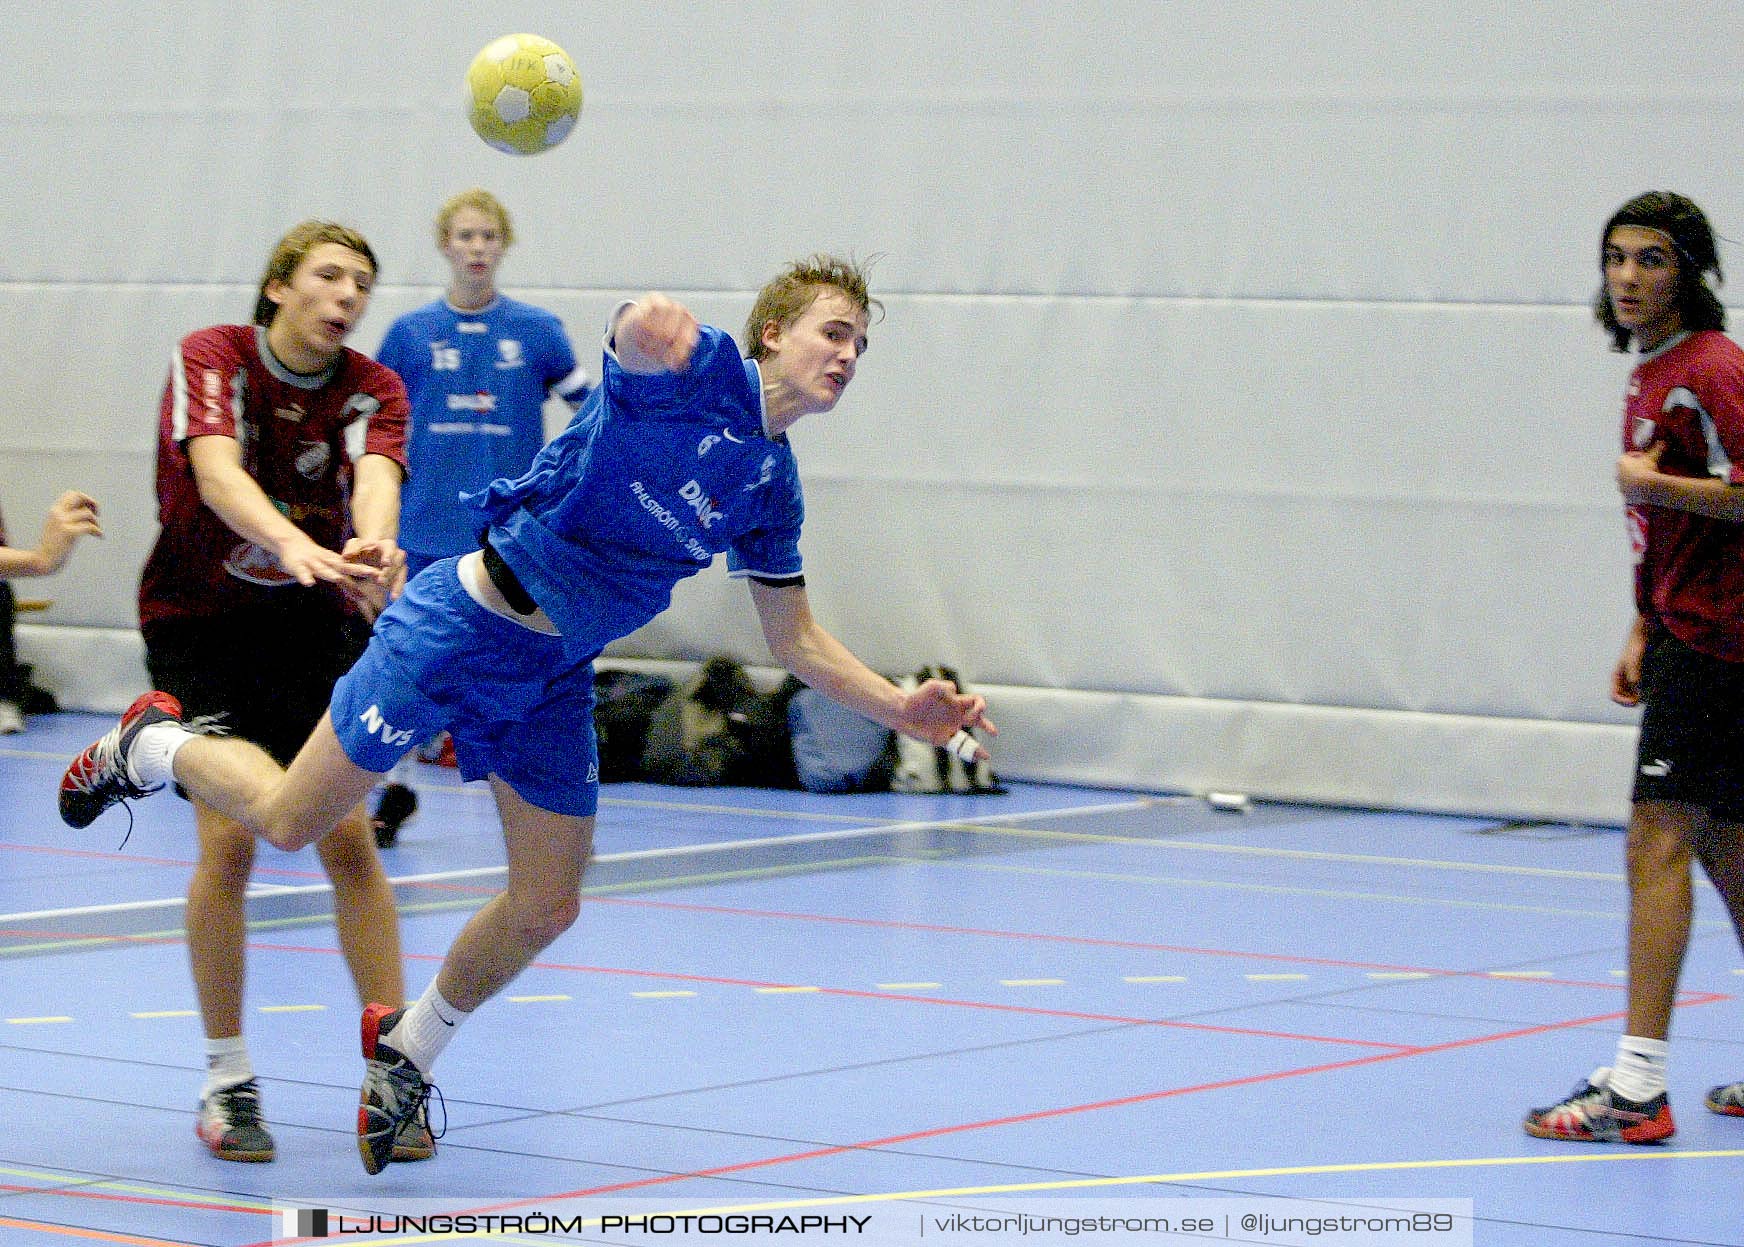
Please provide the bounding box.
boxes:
[508,887,582,949]
[1626,811,1696,882]
[261,823,322,854]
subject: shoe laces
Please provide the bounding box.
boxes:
[212,1081,265,1131]
[420,1082,448,1141]
[375,1058,444,1139]
[66,729,151,849]
[64,728,146,800]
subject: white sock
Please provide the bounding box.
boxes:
[388,980,471,1075]
[1610,1035,1669,1102]
[129,721,194,788]
[202,1035,253,1100]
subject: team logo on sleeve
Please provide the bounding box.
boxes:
[340,393,381,422]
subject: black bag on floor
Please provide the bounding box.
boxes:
[592,669,674,782]
[640,657,797,789]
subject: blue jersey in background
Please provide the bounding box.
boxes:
[378,296,590,560]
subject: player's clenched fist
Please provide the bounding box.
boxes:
[613,294,700,375]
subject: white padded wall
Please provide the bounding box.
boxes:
[7,3,1744,821]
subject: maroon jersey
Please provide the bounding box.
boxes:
[1622,329,1744,660]
[139,324,409,627]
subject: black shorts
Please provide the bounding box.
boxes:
[1633,628,1744,817]
[143,593,368,766]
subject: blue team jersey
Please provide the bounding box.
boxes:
[377,295,589,559]
[466,321,804,658]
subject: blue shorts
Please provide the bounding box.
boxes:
[329,557,600,817]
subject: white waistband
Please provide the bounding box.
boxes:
[455,550,561,635]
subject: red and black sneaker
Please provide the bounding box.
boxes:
[1705,1080,1744,1117]
[357,1003,440,1174]
[196,1077,276,1163]
[58,691,183,829]
[1524,1067,1675,1144]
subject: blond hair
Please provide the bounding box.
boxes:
[252,220,378,326]
[434,188,515,248]
[744,254,882,360]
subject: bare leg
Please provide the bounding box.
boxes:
[316,805,406,1009]
[173,713,384,852]
[1693,817,1744,952]
[186,801,257,1041]
[1624,799,1703,1039]
[432,777,594,1013]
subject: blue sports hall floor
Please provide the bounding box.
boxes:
[3,712,1743,1246]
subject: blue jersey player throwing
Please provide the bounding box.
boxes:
[60,255,996,1176]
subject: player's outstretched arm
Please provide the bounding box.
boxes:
[0,491,102,578]
[186,435,381,590]
[343,453,407,611]
[611,294,700,375]
[749,580,995,757]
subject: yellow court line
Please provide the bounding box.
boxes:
[307,1146,1744,1245]
[0,1163,275,1209]
[507,994,572,1003]
[589,1147,1744,1221]
[7,1016,72,1025]
[259,1004,325,1013]
[754,986,820,994]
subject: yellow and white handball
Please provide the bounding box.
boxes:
[464,33,583,156]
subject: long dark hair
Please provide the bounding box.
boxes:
[1596,191,1725,351]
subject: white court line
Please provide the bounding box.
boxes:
[0,799,1153,928]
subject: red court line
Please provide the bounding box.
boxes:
[0,935,1405,1048]
[0,1183,262,1216]
[232,994,1734,1246]
[438,999,1725,1219]
[0,1215,196,1246]
[0,842,197,869]
[524,958,1412,1050]
[453,1004,1730,1220]
[579,895,1630,986]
